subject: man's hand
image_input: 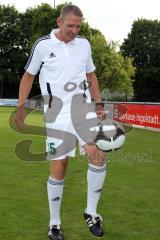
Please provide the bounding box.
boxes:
[15,71,35,129]
[15,104,26,129]
[95,103,106,121]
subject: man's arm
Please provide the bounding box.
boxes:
[18,71,35,106]
[86,72,102,103]
[16,71,35,128]
[86,71,106,120]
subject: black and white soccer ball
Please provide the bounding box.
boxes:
[93,122,126,152]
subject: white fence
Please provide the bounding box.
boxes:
[0,99,18,106]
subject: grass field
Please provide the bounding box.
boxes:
[0,107,160,240]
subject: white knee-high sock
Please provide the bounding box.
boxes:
[86,163,106,216]
[47,176,64,226]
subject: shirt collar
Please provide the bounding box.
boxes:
[50,29,62,44]
[50,29,78,45]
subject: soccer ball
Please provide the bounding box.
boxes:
[93,122,126,152]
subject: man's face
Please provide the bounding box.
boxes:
[57,14,82,43]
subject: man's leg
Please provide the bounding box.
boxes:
[47,158,68,240]
[83,144,106,238]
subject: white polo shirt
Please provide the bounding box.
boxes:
[25,29,96,114]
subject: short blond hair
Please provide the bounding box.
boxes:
[60,4,83,19]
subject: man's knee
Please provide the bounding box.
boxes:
[50,158,68,180]
[89,148,106,167]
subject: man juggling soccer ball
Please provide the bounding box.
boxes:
[15,4,121,240]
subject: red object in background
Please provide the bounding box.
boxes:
[113,103,160,129]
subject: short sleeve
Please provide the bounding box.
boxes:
[24,43,42,75]
[86,43,96,73]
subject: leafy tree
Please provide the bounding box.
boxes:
[0,5,26,97]
[121,19,160,102]
[80,22,92,39]
[21,3,61,48]
[90,33,135,95]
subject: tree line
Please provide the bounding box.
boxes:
[121,19,160,102]
[0,3,160,102]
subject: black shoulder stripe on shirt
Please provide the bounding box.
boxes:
[25,35,51,70]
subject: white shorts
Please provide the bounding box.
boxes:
[45,109,100,160]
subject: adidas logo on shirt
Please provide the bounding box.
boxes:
[49,52,56,58]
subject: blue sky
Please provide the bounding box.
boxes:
[1,0,160,44]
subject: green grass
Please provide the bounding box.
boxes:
[0,107,160,240]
